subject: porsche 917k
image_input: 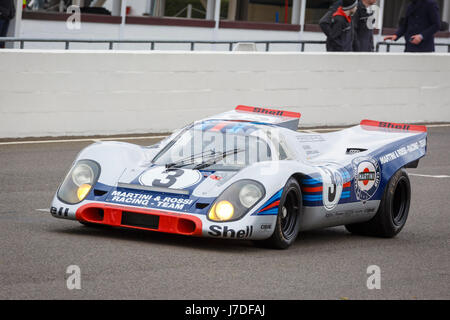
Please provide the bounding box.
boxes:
[51,105,427,249]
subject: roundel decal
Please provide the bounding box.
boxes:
[139,167,202,189]
[352,156,381,202]
[318,166,344,211]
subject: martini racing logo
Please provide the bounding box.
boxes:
[352,157,381,202]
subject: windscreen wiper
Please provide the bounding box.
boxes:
[192,149,244,170]
[165,149,216,169]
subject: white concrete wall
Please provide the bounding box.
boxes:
[0,50,449,138]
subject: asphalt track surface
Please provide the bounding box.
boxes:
[0,126,449,300]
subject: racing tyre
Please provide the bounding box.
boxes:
[259,177,302,249]
[345,168,411,238]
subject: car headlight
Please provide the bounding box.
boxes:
[57,160,100,204]
[208,180,265,222]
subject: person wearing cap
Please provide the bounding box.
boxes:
[384,0,441,52]
[326,0,359,52]
[353,0,378,52]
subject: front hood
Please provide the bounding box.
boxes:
[96,165,238,214]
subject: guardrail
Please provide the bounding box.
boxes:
[0,37,325,51]
[376,41,450,53]
[2,38,449,52]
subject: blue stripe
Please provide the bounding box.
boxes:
[302,178,322,185]
[341,191,351,199]
[304,194,323,201]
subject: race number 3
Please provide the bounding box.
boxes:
[139,167,202,189]
[153,169,184,188]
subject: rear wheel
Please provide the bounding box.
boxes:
[345,168,411,237]
[259,177,302,249]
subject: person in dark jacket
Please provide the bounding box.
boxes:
[353,0,377,52]
[0,0,15,48]
[326,0,358,52]
[384,0,441,52]
[319,0,342,39]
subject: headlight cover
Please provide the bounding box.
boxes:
[208,180,265,222]
[57,160,100,204]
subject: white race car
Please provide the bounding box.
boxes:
[51,105,427,249]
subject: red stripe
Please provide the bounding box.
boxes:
[210,121,230,131]
[236,105,301,119]
[361,119,427,133]
[303,182,350,193]
[260,200,280,212]
[302,186,323,193]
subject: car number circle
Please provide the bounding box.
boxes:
[139,167,202,189]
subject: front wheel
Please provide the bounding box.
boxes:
[345,168,411,238]
[258,177,302,249]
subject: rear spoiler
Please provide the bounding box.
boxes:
[206,105,301,131]
[360,120,427,133]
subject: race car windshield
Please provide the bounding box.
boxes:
[152,122,273,170]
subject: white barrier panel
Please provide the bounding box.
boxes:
[0,50,449,138]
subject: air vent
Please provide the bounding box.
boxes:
[195,203,210,209]
[94,189,108,196]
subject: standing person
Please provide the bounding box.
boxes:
[384,0,441,53]
[0,0,15,49]
[326,0,358,52]
[319,0,342,39]
[353,0,378,52]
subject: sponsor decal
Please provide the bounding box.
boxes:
[296,135,325,143]
[139,167,202,189]
[360,120,427,132]
[379,122,411,131]
[51,206,69,217]
[317,166,344,211]
[346,148,367,155]
[208,225,253,238]
[352,156,381,202]
[107,190,194,210]
[260,224,272,230]
[235,105,301,118]
[325,207,376,218]
[379,139,426,165]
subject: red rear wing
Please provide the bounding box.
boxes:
[236,105,301,119]
[360,120,427,133]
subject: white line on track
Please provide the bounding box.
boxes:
[408,174,450,178]
[1,123,449,146]
[0,135,169,146]
[35,208,50,213]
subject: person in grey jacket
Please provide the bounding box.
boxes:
[353,0,377,52]
[326,0,358,52]
[0,0,15,48]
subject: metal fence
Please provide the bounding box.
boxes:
[0,37,326,51]
[376,41,450,53]
[1,37,449,52]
